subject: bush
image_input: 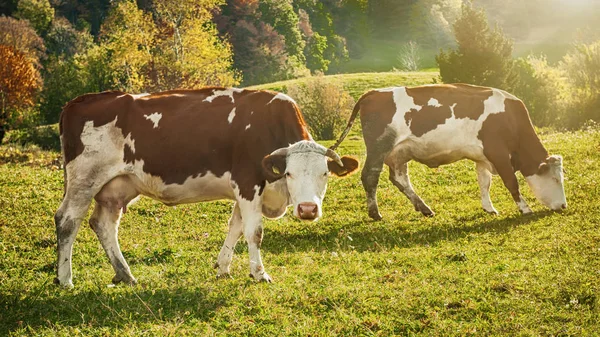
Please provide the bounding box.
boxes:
[2,123,60,151]
[510,56,567,127]
[436,1,514,88]
[397,41,422,71]
[560,41,600,128]
[287,76,354,140]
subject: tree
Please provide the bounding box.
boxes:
[97,0,156,92]
[14,0,54,35]
[561,41,600,127]
[0,16,45,67]
[0,45,42,142]
[45,16,92,58]
[436,1,514,88]
[397,40,421,71]
[409,0,460,49]
[151,0,239,89]
[215,0,295,85]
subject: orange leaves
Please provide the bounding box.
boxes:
[0,45,42,114]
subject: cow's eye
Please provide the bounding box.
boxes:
[285,172,292,178]
[322,172,328,177]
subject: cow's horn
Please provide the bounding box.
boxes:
[270,147,289,156]
[325,148,344,167]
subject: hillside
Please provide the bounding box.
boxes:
[247,71,439,100]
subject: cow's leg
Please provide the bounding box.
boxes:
[387,160,434,217]
[89,203,136,285]
[484,150,532,214]
[476,162,498,214]
[235,193,271,283]
[215,203,243,278]
[361,153,385,220]
[54,190,94,288]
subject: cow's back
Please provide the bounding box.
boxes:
[358,84,531,166]
[60,88,310,200]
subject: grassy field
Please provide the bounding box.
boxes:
[247,71,439,100]
[1,125,599,335]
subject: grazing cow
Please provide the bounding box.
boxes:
[330,84,566,220]
[54,88,359,287]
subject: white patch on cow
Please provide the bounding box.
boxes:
[144,112,162,128]
[483,89,506,115]
[124,133,136,154]
[268,93,297,105]
[386,87,508,167]
[125,158,235,204]
[65,118,132,207]
[228,107,236,124]
[250,111,254,115]
[449,103,457,116]
[203,88,244,103]
[428,98,442,107]
[387,87,421,141]
[131,93,150,99]
[262,179,290,219]
[245,124,251,130]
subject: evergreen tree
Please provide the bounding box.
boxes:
[436,1,514,88]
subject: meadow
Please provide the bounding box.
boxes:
[1,72,600,335]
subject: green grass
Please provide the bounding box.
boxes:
[247,71,439,100]
[1,126,599,336]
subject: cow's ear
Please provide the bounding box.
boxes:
[262,154,287,182]
[328,156,360,177]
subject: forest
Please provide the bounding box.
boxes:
[1,0,600,142]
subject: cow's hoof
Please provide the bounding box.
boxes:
[112,274,137,286]
[368,211,383,221]
[54,277,74,289]
[216,272,232,280]
[420,208,435,217]
[250,272,273,283]
[484,208,499,215]
[520,207,533,215]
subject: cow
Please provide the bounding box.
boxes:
[54,88,359,288]
[330,83,566,220]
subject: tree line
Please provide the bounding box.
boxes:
[1,0,599,142]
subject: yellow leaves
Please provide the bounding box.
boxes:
[92,0,238,92]
[0,45,42,117]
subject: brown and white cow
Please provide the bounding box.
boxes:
[330,83,566,220]
[54,88,359,287]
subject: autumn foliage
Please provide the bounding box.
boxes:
[0,45,42,141]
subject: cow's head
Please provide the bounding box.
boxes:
[525,155,567,211]
[262,140,359,221]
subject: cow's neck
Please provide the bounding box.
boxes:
[514,119,548,177]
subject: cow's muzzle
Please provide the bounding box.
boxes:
[297,202,318,220]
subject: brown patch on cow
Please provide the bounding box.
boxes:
[478,97,548,177]
[254,225,263,248]
[60,88,310,201]
[403,84,494,137]
[451,84,494,120]
[359,91,397,152]
[404,87,453,137]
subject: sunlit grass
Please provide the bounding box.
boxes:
[1,127,599,335]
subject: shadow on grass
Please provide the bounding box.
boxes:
[263,210,555,254]
[0,283,228,334]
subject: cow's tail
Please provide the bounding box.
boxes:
[329,91,372,151]
[58,103,69,198]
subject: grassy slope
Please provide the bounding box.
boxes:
[1,126,599,335]
[247,71,439,100]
